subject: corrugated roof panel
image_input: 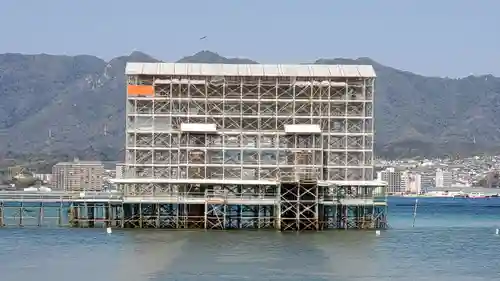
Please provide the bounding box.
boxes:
[262,64,279,76]
[212,64,224,76]
[236,65,248,76]
[175,63,189,76]
[294,65,312,77]
[357,65,376,77]
[140,63,155,75]
[341,65,362,77]
[279,65,298,77]
[247,64,264,76]
[278,65,287,76]
[158,63,174,76]
[337,65,346,77]
[197,64,213,76]
[125,62,141,74]
[220,64,238,76]
[125,62,376,78]
[311,65,331,77]
[327,65,341,77]
[188,63,203,76]
[154,63,162,75]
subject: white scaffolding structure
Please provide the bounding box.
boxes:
[113,62,386,231]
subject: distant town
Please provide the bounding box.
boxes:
[376,154,500,197]
[1,153,499,198]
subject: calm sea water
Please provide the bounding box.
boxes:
[1,197,500,281]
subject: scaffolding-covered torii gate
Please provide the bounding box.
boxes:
[110,61,387,231]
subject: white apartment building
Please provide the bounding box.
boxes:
[420,173,435,191]
[377,167,404,194]
[401,171,422,194]
[52,159,105,191]
[435,168,453,189]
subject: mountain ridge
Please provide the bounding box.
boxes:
[1,50,499,163]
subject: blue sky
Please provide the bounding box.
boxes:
[1,0,498,77]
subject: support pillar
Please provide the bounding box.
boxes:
[105,204,111,228]
[58,202,63,227]
[38,202,44,227]
[0,202,4,227]
[19,201,23,227]
[88,203,95,228]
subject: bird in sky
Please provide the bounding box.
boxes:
[200,36,207,40]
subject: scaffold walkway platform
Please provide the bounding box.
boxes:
[0,182,388,231]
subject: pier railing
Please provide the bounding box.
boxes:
[0,190,279,203]
[0,191,123,203]
[205,190,277,200]
[71,191,123,202]
[0,191,72,202]
[0,190,385,204]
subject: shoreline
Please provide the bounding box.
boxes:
[390,194,500,199]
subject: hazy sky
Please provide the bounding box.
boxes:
[1,0,498,77]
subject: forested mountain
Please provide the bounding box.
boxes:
[1,50,499,163]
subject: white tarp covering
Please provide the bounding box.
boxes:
[180,123,217,133]
[284,124,321,134]
[24,186,52,192]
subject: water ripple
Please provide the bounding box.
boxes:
[0,198,499,280]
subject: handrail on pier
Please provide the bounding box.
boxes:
[0,191,124,202]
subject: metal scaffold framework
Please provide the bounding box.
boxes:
[109,62,388,231]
